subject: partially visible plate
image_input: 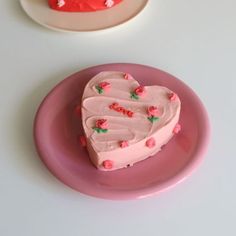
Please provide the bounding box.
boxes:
[34,63,210,200]
[20,0,148,32]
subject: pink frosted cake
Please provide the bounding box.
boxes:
[81,71,181,171]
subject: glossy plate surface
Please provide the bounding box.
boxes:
[34,63,210,200]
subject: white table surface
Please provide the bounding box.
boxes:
[1,0,236,235]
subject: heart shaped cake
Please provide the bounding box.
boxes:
[49,0,123,12]
[81,71,181,171]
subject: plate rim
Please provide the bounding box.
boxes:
[34,63,211,200]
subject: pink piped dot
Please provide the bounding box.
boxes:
[57,0,65,8]
[173,123,181,134]
[168,92,177,101]
[134,86,146,96]
[98,82,111,91]
[124,73,132,80]
[79,135,87,147]
[146,138,156,148]
[147,106,160,117]
[119,141,129,148]
[102,160,113,169]
[96,119,108,129]
[105,0,114,8]
[75,105,81,117]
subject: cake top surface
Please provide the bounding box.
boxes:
[81,71,181,153]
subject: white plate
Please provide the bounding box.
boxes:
[20,0,149,32]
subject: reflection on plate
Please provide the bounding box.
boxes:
[34,63,210,200]
[20,0,149,32]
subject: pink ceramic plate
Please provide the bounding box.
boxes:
[34,63,210,200]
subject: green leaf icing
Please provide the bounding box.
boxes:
[95,86,103,94]
[93,128,108,133]
[130,92,139,100]
[147,116,160,123]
